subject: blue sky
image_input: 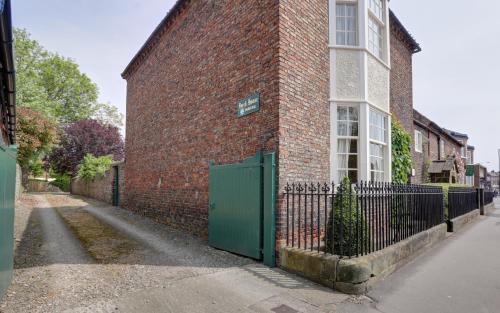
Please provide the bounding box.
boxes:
[13,1,500,170]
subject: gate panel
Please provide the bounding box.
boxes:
[0,145,17,299]
[112,166,120,206]
[209,152,263,259]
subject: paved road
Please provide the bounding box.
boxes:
[339,198,500,313]
[1,193,350,313]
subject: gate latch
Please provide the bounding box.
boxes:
[209,203,216,211]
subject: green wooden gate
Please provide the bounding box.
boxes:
[0,145,17,300]
[112,165,120,206]
[209,151,275,266]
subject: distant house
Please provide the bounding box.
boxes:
[473,164,489,189]
[412,110,465,184]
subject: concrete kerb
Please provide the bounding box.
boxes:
[447,209,480,232]
[279,223,448,295]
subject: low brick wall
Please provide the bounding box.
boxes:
[448,209,479,232]
[71,162,124,206]
[280,223,448,295]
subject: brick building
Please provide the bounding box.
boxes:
[122,1,424,247]
[412,110,465,184]
[389,11,421,140]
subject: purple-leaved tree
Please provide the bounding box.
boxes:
[49,119,124,175]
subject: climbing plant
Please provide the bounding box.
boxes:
[391,120,413,184]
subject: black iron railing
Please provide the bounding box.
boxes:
[448,187,478,220]
[484,190,494,206]
[283,182,444,258]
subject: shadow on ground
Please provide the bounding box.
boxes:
[14,193,254,270]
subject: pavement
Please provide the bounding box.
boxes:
[3,194,500,313]
[337,198,500,313]
[0,193,351,313]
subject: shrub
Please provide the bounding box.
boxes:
[50,172,71,192]
[326,177,367,256]
[49,119,123,176]
[424,183,468,220]
[77,154,113,182]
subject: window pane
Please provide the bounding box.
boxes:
[348,170,358,183]
[348,155,358,169]
[338,139,358,153]
[349,107,358,121]
[347,32,356,46]
[336,32,345,45]
[347,5,356,17]
[337,4,345,16]
[338,122,348,136]
[338,106,348,120]
[337,17,345,31]
[349,122,358,137]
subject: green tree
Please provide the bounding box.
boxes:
[38,54,99,124]
[16,107,58,185]
[14,28,122,125]
[14,28,51,116]
[93,102,124,127]
[392,120,413,184]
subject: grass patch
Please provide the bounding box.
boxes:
[57,207,139,263]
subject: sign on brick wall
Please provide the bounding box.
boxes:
[237,93,260,117]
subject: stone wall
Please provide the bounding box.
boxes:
[280,223,447,294]
[71,162,124,206]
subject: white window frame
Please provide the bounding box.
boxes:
[415,130,423,153]
[337,105,359,182]
[368,16,384,59]
[336,3,358,46]
[369,109,388,182]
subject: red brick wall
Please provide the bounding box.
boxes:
[124,0,330,243]
[123,0,281,237]
[71,162,124,206]
[390,25,414,138]
[276,1,330,245]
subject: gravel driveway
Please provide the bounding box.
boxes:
[0,193,350,313]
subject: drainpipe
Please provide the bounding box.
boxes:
[0,0,16,144]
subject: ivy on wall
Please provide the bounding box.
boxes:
[392,120,413,184]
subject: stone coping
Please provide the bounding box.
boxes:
[280,223,447,295]
[448,209,479,232]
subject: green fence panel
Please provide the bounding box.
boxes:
[0,145,17,300]
[209,152,263,259]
